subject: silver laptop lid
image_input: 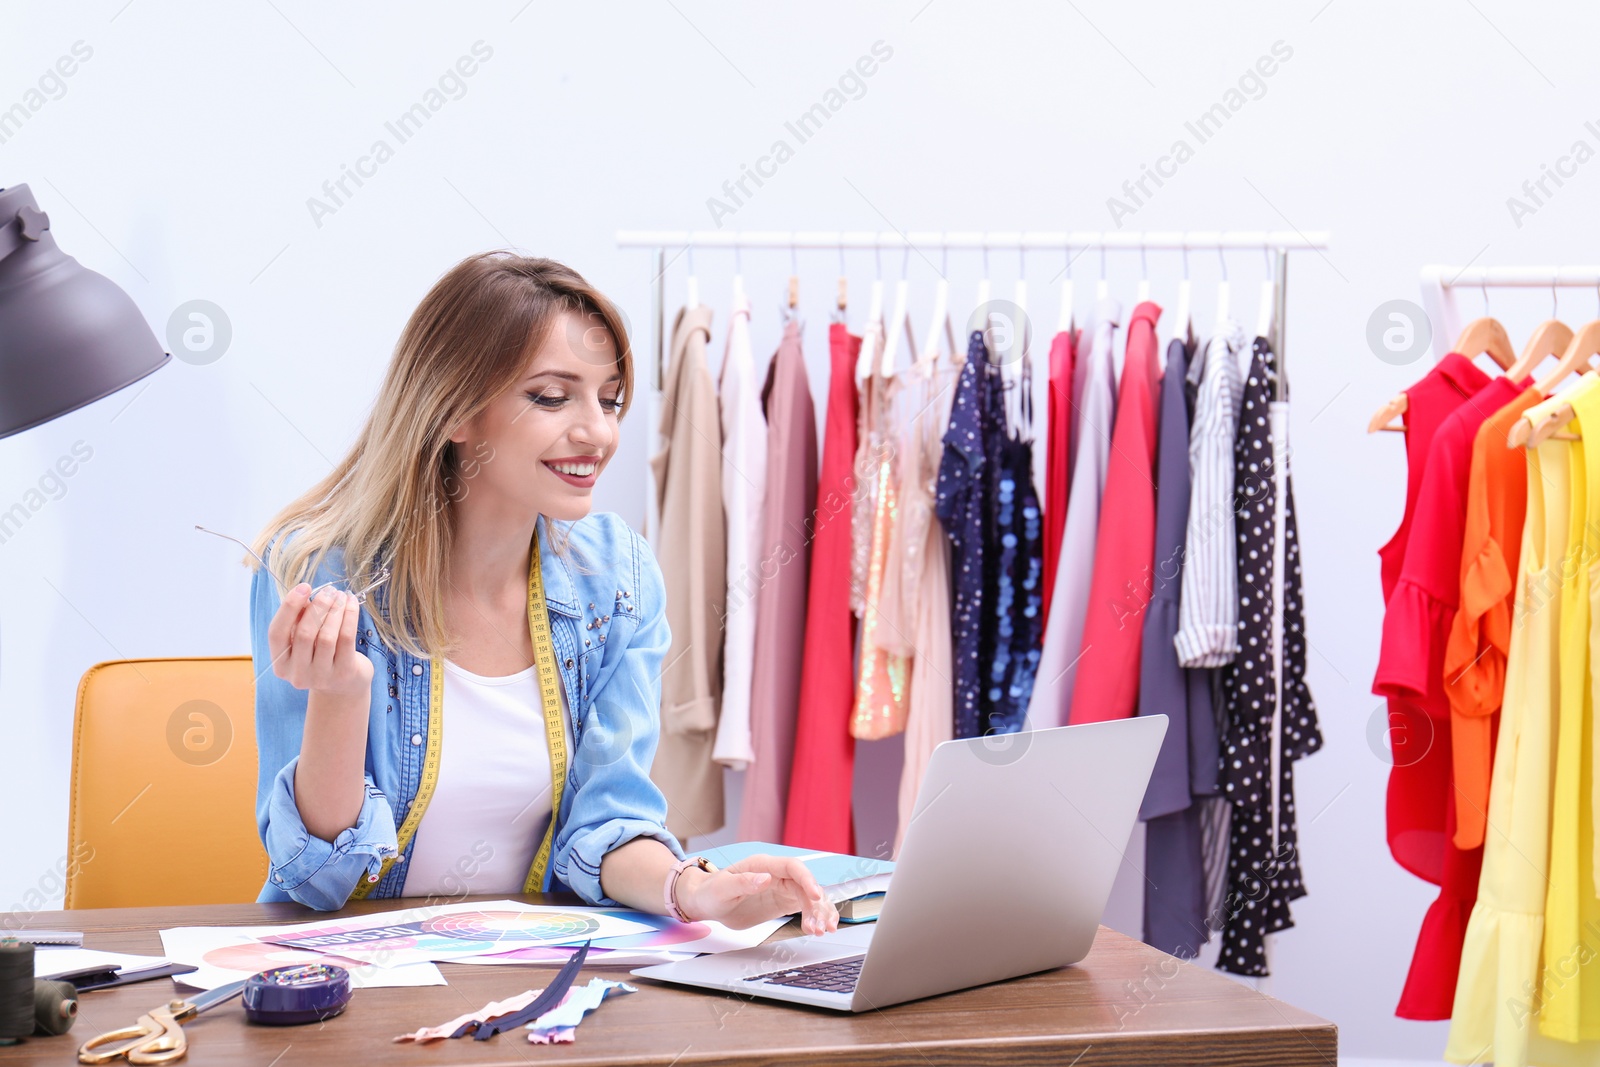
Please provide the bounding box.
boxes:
[852,716,1168,1011]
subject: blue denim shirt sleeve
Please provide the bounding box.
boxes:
[251,535,398,910]
[552,523,686,904]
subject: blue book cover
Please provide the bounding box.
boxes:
[701,841,894,903]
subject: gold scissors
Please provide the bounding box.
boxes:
[78,978,246,1065]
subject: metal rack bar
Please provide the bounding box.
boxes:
[625,230,1330,390]
[619,229,1330,252]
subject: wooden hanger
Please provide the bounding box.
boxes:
[1522,369,1599,446]
[1454,317,1515,371]
[1513,322,1600,445]
[1532,317,1600,395]
[1507,318,1573,383]
[1367,392,1408,434]
[1370,316,1519,434]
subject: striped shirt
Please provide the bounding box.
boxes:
[1174,320,1247,667]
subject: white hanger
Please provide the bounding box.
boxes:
[686,243,699,310]
[1057,242,1075,334]
[1095,241,1109,301]
[921,276,957,373]
[856,245,885,381]
[1135,239,1150,303]
[732,245,746,309]
[977,232,992,317]
[1174,244,1192,346]
[880,247,916,377]
[1011,244,1029,369]
[1256,245,1276,341]
[1215,246,1230,326]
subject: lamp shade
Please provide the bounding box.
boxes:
[0,183,169,439]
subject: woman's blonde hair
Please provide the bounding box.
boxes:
[251,251,634,659]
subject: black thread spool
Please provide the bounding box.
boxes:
[0,939,34,1045]
[33,979,77,1036]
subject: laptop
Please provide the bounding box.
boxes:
[631,715,1168,1012]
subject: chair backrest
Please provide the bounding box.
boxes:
[66,656,267,908]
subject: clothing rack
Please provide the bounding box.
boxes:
[618,229,1332,394]
[1420,265,1600,360]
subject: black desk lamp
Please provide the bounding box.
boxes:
[0,183,169,438]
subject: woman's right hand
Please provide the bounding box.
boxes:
[267,583,373,698]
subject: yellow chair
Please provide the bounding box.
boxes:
[66,656,269,908]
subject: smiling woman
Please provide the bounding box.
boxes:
[243,251,838,937]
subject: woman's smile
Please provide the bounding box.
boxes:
[544,454,602,488]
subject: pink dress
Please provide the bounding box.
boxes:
[887,352,960,855]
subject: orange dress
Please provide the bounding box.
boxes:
[1443,385,1540,850]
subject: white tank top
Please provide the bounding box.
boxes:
[400,657,571,898]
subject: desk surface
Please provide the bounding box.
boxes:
[1,895,1335,1066]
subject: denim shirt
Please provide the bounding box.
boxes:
[250,511,686,910]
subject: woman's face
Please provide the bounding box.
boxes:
[449,311,624,524]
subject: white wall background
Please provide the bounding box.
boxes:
[5,1,1599,1061]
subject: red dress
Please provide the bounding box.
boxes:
[1070,301,1161,723]
[1372,353,1491,887]
[783,322,860,853]
[1374,372,1526,1019]
[1041,328,1079,631]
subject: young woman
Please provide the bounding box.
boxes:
[249,252,838,936]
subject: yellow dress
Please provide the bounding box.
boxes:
[1541,380,1600,1044]
[1446,429,1570,1067]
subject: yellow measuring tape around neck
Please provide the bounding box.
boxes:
[349,530,567,900]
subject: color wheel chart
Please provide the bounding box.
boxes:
[254,905,652,966]
[265,909,608,957]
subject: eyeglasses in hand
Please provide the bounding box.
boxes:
[194,525,391,604]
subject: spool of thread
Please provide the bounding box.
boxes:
[33,980,77,1036]
[0,939,35,1045]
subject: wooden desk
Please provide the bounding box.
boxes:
[1,895,1335,1065]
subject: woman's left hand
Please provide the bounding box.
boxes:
[675,854,840,936]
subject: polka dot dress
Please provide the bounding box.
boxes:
[1216,337,1322,978]
[936,332,994,739]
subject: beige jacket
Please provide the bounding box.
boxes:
[648,304,726,839]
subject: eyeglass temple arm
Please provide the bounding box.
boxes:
[194,525,391,602]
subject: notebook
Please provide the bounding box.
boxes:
[699,842,894,906]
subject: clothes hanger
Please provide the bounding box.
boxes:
[1214,245,1230,326]
[786,241,800,323]
[1370,280,1510,434]
[732,245,746,309]
[921,245,957,373]
[1095,242,1108,302]
[1504,281,1600,444]
[686,244,699,311]
[879,247,916,378]
[1256,245,1276,342]
[977,232,993,328]
[1135,239,1150,304]
[855,245,885,381]
[1057,241,1075,335]
[1506,282,1571,383]
[1453,319,1516,370]
[1522,369,1599,447]
[1008,244,1032,425]
[1173,245,1193,348]
[832,241,848,324]
[1532,315,1600,395]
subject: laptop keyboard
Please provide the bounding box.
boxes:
[743,955,864,993]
